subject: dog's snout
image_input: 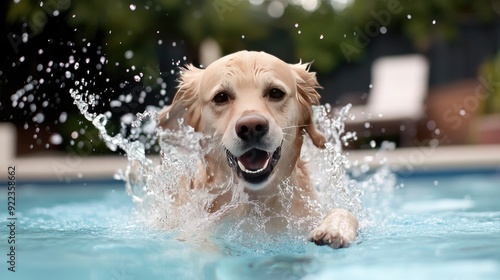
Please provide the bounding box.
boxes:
[235,114,269,142]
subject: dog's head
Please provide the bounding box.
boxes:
[159,51,325,190]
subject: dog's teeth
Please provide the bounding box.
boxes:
[237,158,270,174]
[237,160,247,172]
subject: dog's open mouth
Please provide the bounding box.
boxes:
[226,146,282,184]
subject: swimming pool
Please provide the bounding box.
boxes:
[1,170,499,280]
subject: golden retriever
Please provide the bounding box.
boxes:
[158,51,358,248]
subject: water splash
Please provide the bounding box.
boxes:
[306,104,362,216]
[65,77,397,251]
[10,59,395,253]
[11,48,395,252]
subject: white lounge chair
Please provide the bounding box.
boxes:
[345,54,430,147]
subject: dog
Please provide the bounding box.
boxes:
[158,51,358,248]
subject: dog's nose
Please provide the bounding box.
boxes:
[235,114,269,142]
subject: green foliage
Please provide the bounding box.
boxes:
[6,0,498,76]
[479,52,500,115]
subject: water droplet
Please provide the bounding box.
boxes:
[74,62,79,70]
[433,180,439,186]
[369,84,373,89]
[134,75,141,82]
[369,140,376,148]
[429,139,439,148]
[380,26,387,34]
[110,100,122,107]
[427,120,436,130]
[241,35,245,39]
[129,4,136,11]
[407,14,412,19]
[59,112,68,123]
[49,133,63,145]
[459,109,466,116]
[294,23,299,28]
[124,50,134,59]
[364,122,371,129]
[432,20,436,25]
[320,34,324,39]
[33,112,45,123]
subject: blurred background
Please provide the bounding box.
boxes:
[1,0,499,157]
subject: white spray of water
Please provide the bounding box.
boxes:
[8,44,395,250]
[11,59,395,252]
[67,84,396,252]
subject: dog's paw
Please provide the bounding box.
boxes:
[307,208,358,249]
[307,226,354,249]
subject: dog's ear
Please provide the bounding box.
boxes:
[291,62,326,149]
[158,64,203,130]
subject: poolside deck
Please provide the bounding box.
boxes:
[1,123,499,181]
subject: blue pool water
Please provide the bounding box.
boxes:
[1,171,499,280]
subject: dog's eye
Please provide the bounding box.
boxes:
[267,88,285,101]
[212,92,230,104]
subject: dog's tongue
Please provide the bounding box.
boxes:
[237,149,270,171]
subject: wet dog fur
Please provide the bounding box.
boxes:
[158,51,358,248]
